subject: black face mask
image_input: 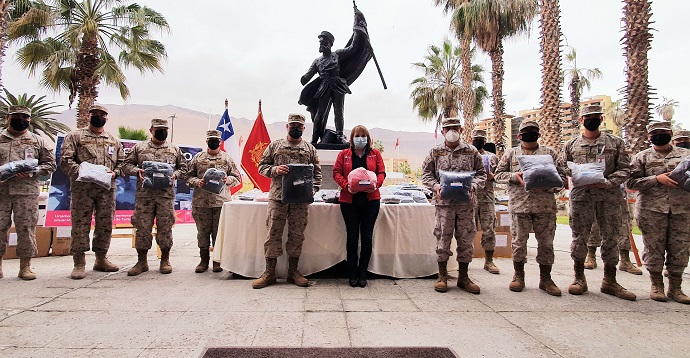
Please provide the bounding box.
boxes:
[583,117,602,131]
[289,127,303,139]
[208,139,220,150]
[153,129,168,141]
[520,132,539,143]
[676,142,690,149]
[90,115,106,128]
[650,133,672,146]
[472,139,485,150]
[10,117,30,131]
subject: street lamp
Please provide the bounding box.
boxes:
[169,113,176,143]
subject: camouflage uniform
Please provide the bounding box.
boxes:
[586,188,632,251]
[122,124,187,251]
[60,128,124,255]
[495,145,566,265]
[475,147,499,252]
[0,128,56,259]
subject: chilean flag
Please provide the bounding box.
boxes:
[216,108,243,194]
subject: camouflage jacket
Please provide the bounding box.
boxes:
[60,128,125,182]
[0,130,56,196]
[495,145,566,214]
[182,150,241,208]
[421,142,487,206]
[627,146,690,214]
[562,133,630,202]
[122,139,187,198]
[258,138,322,201]
[476,149,499,203]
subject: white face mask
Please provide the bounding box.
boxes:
[444,129,460,143]
[353,136,367,149]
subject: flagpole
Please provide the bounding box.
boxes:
[207,108,212,130]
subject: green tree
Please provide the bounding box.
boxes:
[0,88,70,141]
[654,96,679,121]
[118,125,147,140]
[8,0,170,128]
[607,99,626,137]
[563,47,603,131]
[372,139,384,153]
[398,161,411,176]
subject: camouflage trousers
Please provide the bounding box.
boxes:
[132,194,175,250]
[434,204,476,263]
[70,181,115,255]
[475,201,496,251]
[586,196,632,251]
[264,200,309,258]
[570,199,621,266]
[192,206,222,249]
[0,195,38,258]
[510,212,556,265]
[637,209,690,273]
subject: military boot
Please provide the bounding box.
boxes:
[195,248,210,273]
[601,265,636,301]
[648,271,667,302]
[159,248,172,274]
[434,261,448,293]
[483,250,500,274]
[509,261,525,292]
[252,258,277,289]
[618,249,642,275]
[539,264,562,296]
[127,249,149,276]
[212,261,223,272]
[287,257,309,287]
[18,257,36,280]
[568,260,588,295]
[667,272,690,305]
[93,252,119,272]
[457,262,480,294]
[70,252,86,280]
[0,257,4,279]
[584,246,597,269]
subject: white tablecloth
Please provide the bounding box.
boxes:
[213,201,458,278]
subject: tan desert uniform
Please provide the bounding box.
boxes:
[0,106,55,280]
[628,122,690,304]
[473,130,500,255]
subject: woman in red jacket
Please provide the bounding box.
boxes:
[333,125,386,287]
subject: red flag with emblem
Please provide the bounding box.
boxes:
[241,101,272,192]
[395,138,399,149]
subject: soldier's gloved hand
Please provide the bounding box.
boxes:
[656,172,678,188]
[276,165,289,175]
[197,180,205,188]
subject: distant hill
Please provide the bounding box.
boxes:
[53,104,438,168]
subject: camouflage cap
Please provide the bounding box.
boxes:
[287,113,306,124]
[150,118,169,128]
[88,104,108,114]
[471,129,487,139]
[8,105,31,116]
[441,117,462,128]
[646,121,672,133]
[672,129,690,141]
[318,31,335,44]
[206,129,222,139]
[581,104,604,117]
[519,120,540,132]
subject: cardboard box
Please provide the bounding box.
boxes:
[473,230,512,258]
[495,211,512,232]
[51,226,72,256]
[3,226,55,260]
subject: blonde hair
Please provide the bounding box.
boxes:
[349,125,372,147]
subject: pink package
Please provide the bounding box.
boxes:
[347,167,377,193]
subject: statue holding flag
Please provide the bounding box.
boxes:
[299,3,385,146]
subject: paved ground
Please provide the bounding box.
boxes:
[1,224,689,358]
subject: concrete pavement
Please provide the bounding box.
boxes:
[1,223,689,358]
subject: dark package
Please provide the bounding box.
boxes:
[0,159,38,182]
[439,170,475,202]
[568,161,606,188]
[76,161,112,189]
[669,157,690,192]
[282,164,314,204]
[517,155,563,191]
[142,161,174,190]
[201,168,227,194]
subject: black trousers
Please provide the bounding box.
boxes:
[340,199,380,278]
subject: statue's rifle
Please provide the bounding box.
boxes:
[353,0,387,90]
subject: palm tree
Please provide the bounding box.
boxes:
[118,125,148,140]
[0,0,11,91]
[372,139,384,153]
[654,96,679,121]
[622,0,653,153]
[538,0,563,149]
[562,47,602,132]
[453,0,538,154]
[8,0,169,128]
[606,99,626,137]
[0,88,70,141]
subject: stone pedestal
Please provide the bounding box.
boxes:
[317,149,341,190]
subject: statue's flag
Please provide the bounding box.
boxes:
[216,106,243,194]
[241,102,271,192]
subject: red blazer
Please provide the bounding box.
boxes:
[333,147,386,203]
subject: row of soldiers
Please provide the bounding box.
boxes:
[421,104,690,304]
[0,104,241,280]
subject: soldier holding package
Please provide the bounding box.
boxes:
[471,129,500,274]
